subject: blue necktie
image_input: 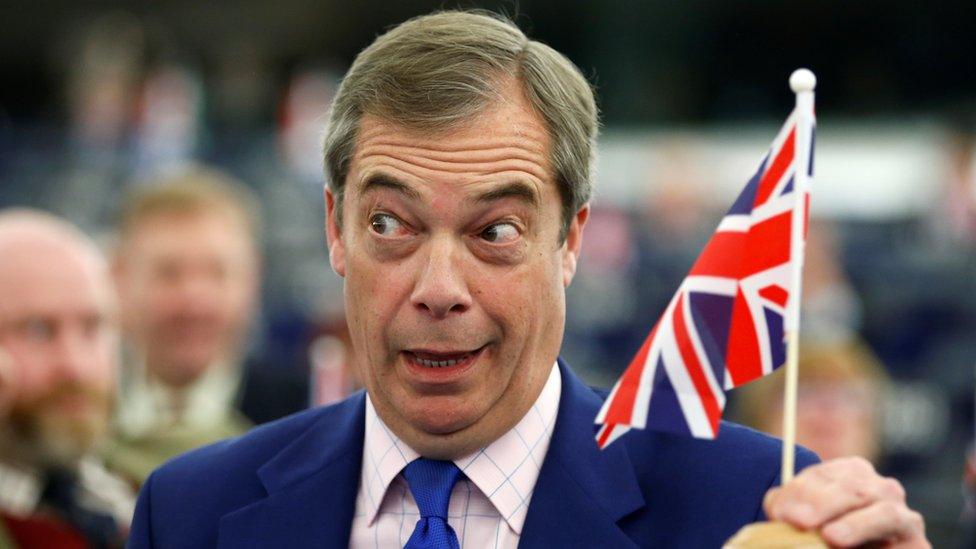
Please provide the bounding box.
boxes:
[403,458,463,549]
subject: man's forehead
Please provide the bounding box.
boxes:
[0,255,109,319]
[349,112,553,195]
[358,170,542,208]
[355,101,550,151]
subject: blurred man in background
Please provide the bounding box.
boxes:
[0,210,133,548]
[735,338,889,464]
[104,167,307,486]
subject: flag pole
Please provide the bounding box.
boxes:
[781,69,816,485]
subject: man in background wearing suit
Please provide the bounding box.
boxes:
[129,11,928,548]
[104,167,308,486]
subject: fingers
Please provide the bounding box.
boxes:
[766,456,894,529]
[821,501,929,548]
[762,456,930,547]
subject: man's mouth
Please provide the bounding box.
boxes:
[402,346,486,373]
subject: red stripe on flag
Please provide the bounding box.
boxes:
[726,288,763,386]
[689,232,745,278]
[691,210,791,280]
[673,294,721,435]
[596,424,613,448]
[753,127,796,208]
[741,210,792,277]
[603,320,661,426]
[758,285,789,308]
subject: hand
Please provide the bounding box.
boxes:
[763,456,929,548]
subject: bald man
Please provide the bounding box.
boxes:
[0,210,134,549]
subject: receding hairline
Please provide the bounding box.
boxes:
[0,208,107,273]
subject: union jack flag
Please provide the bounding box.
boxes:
[595,105,815,448]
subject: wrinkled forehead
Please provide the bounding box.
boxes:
[350,105,555,197]
[346,123,554,218]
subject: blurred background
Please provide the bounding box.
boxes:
[0,0,973,545]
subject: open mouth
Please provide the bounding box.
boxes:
[403,346,485,370]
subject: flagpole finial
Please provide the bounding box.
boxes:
[789,69,816,93]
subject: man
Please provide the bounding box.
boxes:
[129,11,928,548]
[104,168,308,486]
[0,210,134,548]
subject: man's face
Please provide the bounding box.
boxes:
[115,210,258,387]
[326,80,588,459]
[0,242,117,466]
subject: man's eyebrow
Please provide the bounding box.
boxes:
[473,181,540,207]
[360,173,421,201]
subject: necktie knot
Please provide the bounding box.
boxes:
[402,458,462,549]
[403,458,462,519]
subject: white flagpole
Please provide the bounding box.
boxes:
[781,68,816,485]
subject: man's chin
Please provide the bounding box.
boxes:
[396,406,510,459]
[153,354,220,386]
[11,412,108,468]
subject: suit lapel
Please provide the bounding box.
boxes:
[216,392,366,549]
[520,360,646,548]
[214,361,647,548]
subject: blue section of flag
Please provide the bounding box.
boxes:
[646,356,692,437]
[780,174,794,196]
[726,155,766,216]
[688,291,733,387]
[808,126,816,177]
[763,307,786,369]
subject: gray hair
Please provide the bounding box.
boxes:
[323,10,598,240]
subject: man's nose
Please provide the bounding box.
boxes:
[53,327,94,384]
[409,237,472,319]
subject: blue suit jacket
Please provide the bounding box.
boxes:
[128,360,818,548]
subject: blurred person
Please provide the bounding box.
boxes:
[963,444,976,548]
[801,219,863,345]
[104,167,307,486]
[932,118,976,248]
[131,64,204,177]
[735,338,889,464]
[0,209,134,548]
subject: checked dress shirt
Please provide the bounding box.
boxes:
[349,362,561,549]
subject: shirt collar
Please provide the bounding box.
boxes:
[0,460,41,517]
[0,456,134,525]
[360,361,561,535]
[115,357,243,437]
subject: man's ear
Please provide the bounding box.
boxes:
[562,204,589,288]
[325,187,347,278]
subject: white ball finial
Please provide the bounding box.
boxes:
[789,68,817,93]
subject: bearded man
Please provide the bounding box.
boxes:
[0,210,134,548]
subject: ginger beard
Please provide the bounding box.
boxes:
[5,382,113,468]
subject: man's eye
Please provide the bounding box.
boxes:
[480,222,520,244]
[370,213,405,236]
[22,319,55,342]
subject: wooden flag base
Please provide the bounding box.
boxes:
[724,521,827,548]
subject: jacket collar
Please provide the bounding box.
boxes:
[216,360,647,548]
[217,391,367,548]
[519,359,646,548]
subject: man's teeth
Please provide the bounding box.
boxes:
[415,356,463,368]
